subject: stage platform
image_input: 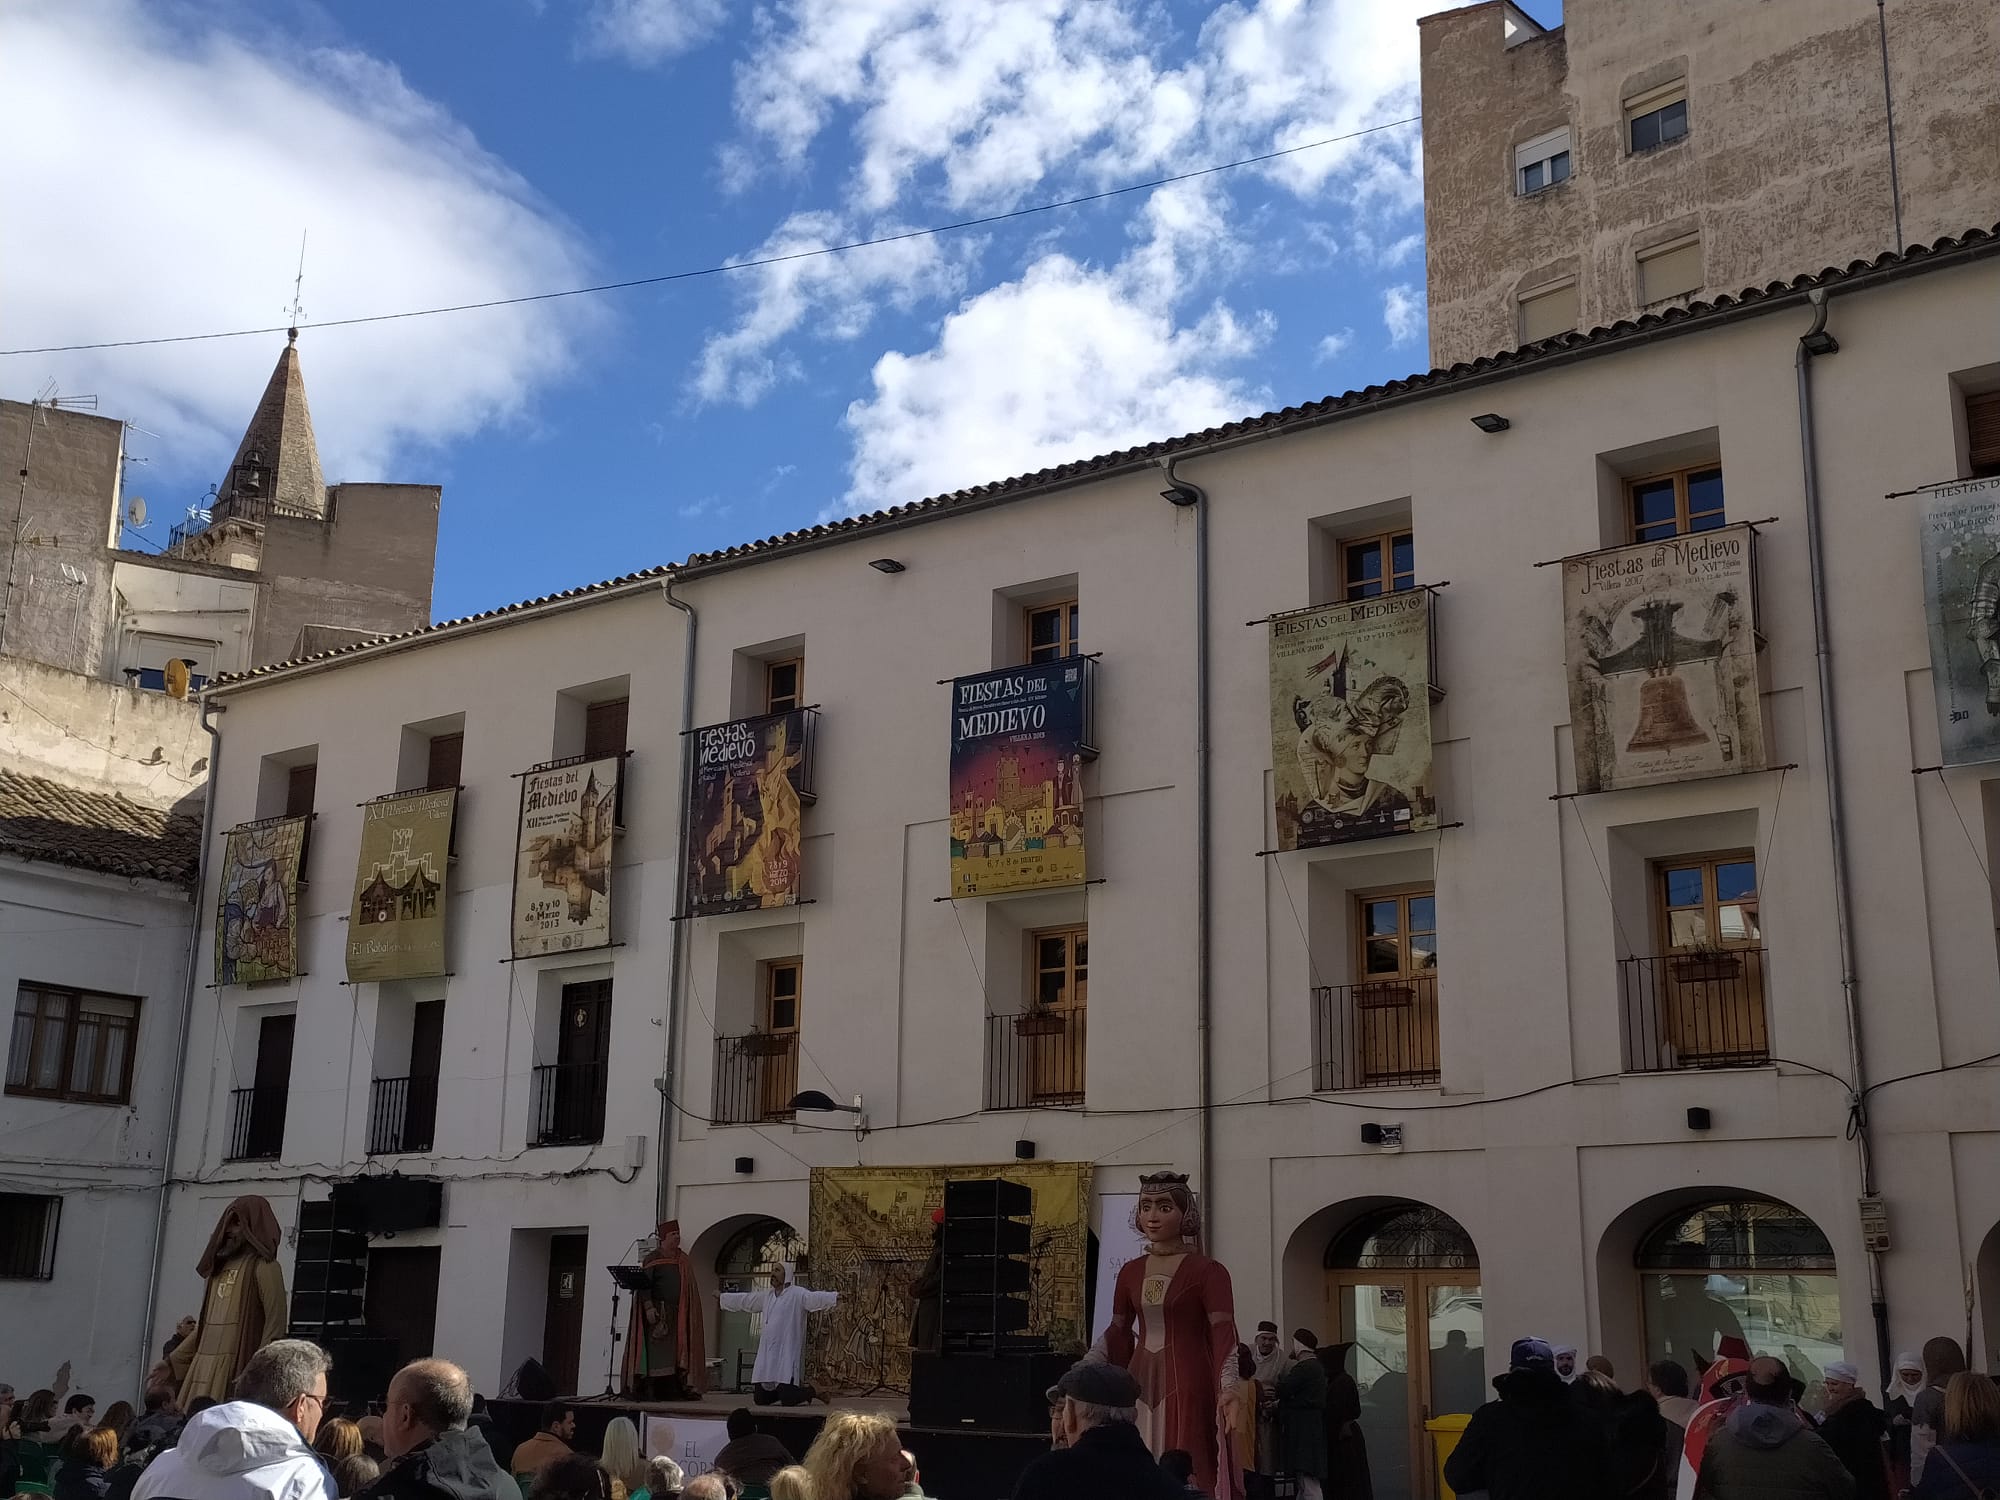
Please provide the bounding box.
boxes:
[489,1392,1046,1500]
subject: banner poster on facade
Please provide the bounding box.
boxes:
[1917,476,2000,766]
[1268,590,1439,849]
[805,1161,1090,1396]
[1091,1193,1143,1345]
[682,709,807,916]
[345,788,455,982]
[215,815,308,985]
[949,660,1090,897]
[1562,523,1766,794]
[510,757,618,958]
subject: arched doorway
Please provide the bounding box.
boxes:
[714,1217,805,1393]
[1324,1202,1480,1500]
[1635,1196,1838,1398]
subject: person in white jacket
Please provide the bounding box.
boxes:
[719,1262,838,1406]
[134,1340,334,1500]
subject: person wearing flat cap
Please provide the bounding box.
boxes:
[1013,1363,1187,1500]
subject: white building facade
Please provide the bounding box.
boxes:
[158,228,2000,1496]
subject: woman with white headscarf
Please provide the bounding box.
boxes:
[1885,1350,1925,1478]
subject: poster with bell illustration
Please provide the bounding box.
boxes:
[1562,524,1765,793]
[1917,476,2000,766]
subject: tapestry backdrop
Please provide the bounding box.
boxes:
[804,1161,1091,1396]
[949,661,1090,897]
[345,788,455,981]
[1562,524,1766,793]
[1918,476,2000,766]
[1268,591,1438,849]
[682,710,807,916]
[511,757,618,958]
[215,816,308,985]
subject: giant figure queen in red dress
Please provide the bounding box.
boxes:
[1100,1172,1244,1500]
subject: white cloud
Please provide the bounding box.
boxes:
[0,1,592,484]
[1314,329,1353,363]
[579,0,727,62]
[842,182,1269,510]
[1382,284,1423,347]
[694,211,970,405]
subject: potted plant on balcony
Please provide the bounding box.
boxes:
[1013,1009,1068,1036]
[736,1031,791,1057]
[1669,944,1743,983]
[1351,979,1417,1009]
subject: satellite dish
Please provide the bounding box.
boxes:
[127,495,148,528]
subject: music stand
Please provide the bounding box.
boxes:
[604,1264,653,1398]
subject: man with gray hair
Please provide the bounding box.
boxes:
[132,1339,334,1500]
[1012,1363,1185,1500]
[359,1359,509,1500]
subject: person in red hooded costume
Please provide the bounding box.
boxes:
[621,1221,706,1400]
[1101,1172,1244,1500]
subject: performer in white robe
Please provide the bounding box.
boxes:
[719,1262,839,1406]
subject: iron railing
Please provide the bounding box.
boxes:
[168,491,323,554]
[531,1061,606,1146]
[227,1084,287,1161]
[367,1074,438,1155]
[985,1010,1086,1109]
[712,1031,801,1124]
[1313,974,1442,1091]
[1620,949,1770,1072]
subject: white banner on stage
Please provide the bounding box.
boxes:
[642,1415,730,1478]
[1092,1193,1143,1344]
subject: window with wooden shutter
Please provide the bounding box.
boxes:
[1968,390,2000,478]
[286,762,317,872]
[583,700,628,759]
[425,733,463,791]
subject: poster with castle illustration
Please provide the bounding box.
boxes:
[1268,591,1438,849]
[682,709,810,916]
[1562,524,1765,793]
[511,756,618,957]
[346,788,455,981]
[949,661,1092,897]
[215,815,308,984]
[804,1161,1089,1397]
[1917,476,2000,766]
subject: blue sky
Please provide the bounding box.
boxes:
[1,0,1557,621]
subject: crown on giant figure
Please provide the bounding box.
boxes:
[1138,1171,1190,1191]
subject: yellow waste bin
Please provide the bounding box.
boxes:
[1426,1411,1472,1499]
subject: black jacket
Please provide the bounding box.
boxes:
[713,1433,793,1486]
[1817,1398,1892,1500]
[1011,1421,1186,1500]
[1442,1368,1609,1500]
[54,1462,112,1500]
[358,1428,511,1500]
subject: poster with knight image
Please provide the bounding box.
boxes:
[1268,590,1438,850]
[345,788,455,981]
[1562,523,1765,794]
[682,709,808,916]
[1918,476,2000,766]
[949,661,1090,897]
[510,757,618,958]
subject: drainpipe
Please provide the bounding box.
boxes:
[657,577,697,1223]
[1793,289,1889,1385]
[1875,0,1905,253]
[1160,459,1213,1209]
[138,695,223,1381]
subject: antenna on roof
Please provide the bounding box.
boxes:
[286,229,308,343]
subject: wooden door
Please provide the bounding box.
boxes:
[1657,854,1767,1063]
[760,961,801,1120]
[249,1013,295,1157]
[1353,890,1439,1086]
[366,1246,442,1371]
[1029,928,1086,1102]
[542,1234,588,1396]
[554,982,610,1144]
[406,1001,444,1151]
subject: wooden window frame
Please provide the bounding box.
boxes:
[1352,887,1439,984]
[1652,850,1760,953]
[1025,601,1080,665]
[6,984,140,1105]
[1627,464,1725,543]
[763,959,803,1034]
[1030,926,1088,1011]
[1338,530,1416,601]
[765,660,804,714]
[0,1193,61,1281]
[1966,389,2000,479]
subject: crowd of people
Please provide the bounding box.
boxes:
[7,1329,1997,1500]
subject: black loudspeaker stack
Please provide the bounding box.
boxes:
[939,1177,1034,1353]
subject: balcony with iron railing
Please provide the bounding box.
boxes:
[227,1084,288,1161]
[367,1074,438,1155]
[1620,948,1771,1072]
[168,488,324,555]
[985,1010,1086,1109]
[1313,974,1441,1091]
[711,1032,801,1125]
[530,1061,606,1147]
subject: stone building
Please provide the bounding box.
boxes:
[1418,0,2000,367]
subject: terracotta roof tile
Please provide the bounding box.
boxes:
[210,222,2000,690]
[0,768,201,887]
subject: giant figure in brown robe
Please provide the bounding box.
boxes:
[621,1220,706,1399]
[166,1196,289,1407]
